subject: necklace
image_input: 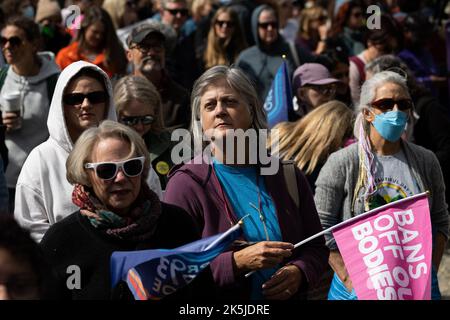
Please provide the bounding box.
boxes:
[249,175,270,241]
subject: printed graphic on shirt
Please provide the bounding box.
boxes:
[368,177,415,210]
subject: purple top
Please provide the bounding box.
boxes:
[164,156,329,299]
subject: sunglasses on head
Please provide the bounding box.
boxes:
[63,91,107,106]
[371,98,413,111]
[0,36,23,47]
[166,8,189,16]
[215,20,234,28]
[85,156,145,180]
[120,115,155,126]
[258,21,278,29]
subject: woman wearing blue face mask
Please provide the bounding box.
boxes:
[314,71,449,300]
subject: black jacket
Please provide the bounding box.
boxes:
[40,203,215,300]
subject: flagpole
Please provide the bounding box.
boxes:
[204,214,249,251]
[244,191,429,278]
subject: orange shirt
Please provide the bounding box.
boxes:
[56,41,114,78]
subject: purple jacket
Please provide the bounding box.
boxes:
[165,156,329,299]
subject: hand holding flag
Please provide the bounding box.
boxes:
[110,218,244,300]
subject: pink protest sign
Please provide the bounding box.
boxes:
[332,193,432,300]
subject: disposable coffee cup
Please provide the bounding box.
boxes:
[1,92,22,130]
[1,92,22,115]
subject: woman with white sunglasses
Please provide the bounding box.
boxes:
[39,120,213,300]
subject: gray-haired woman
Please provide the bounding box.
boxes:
[315,71,449,300]
[39,120,213,299]
[164,65,329,300]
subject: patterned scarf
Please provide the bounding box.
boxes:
[72,183,162,242]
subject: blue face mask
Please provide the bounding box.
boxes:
[371,110,408,142]
[22,5,35,19]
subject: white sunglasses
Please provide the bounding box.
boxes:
[84,156,145,180]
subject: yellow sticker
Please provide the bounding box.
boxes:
[156,161,170,175]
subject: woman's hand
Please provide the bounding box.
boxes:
[233,241,293,275]
[2,112,22,132]
[262,265,303,300]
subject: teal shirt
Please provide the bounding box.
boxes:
[212,159,282,299]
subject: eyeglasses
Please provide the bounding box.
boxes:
[63,91,107,106]
[165,8,189,16]
[308,85,337,96]
[215,20,234,28]
[371,98,413,111]
[120,115,155,126]
[258,21,278,29]
[131,43,163,54]
[85,156,145,180]
[0,36,23,48]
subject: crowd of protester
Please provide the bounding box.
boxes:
[0,0,449,301]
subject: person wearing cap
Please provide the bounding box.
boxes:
[35,0,71,55]
[126,21,191,131]
[291,63,342,120]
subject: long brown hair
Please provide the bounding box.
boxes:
[204,6,247,69]
[270,100,354,174]
[77,6,128,75]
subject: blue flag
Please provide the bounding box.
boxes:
[264,61,293,128]
[110,222,243,300]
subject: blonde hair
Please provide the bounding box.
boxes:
[271,100,353,174]
[66,120,151,187]
[102,0,127,29]
[113,75,165,134]
[298,6,328,41]
[204,6,247,69]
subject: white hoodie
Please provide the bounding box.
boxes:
[14,61,118,242]
[1,52,60,188]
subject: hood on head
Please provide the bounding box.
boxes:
[251,4,278,48]
[47,61,117,154]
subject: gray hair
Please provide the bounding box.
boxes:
[354,70,411,137]
[365,54,409,80]
[190,65,267,148]
[66,120,150,187]
[352,71,411,211]
[114,75,165,134]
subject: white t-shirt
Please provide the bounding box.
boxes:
[367,149,420,210]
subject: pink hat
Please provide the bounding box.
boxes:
[292,63,340,91]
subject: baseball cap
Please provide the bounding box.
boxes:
[292,63,340,91]
[127,21,165,47]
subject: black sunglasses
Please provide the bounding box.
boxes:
[120,115,155,126]
[166,8,189,16]
[371,98,413,111]
[0,36,23,47]
[63,91,107,106]
[215,20,234,28]
[84,157,145,180]
[258,21,278,29]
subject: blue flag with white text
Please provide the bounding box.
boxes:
[264,61,292,128]
[110,222,242,300]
